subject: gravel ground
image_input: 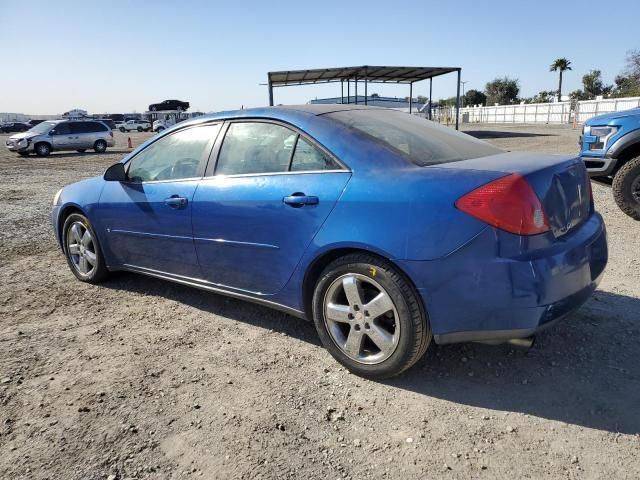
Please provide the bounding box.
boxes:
[0,125,639,480]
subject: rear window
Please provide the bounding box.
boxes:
[327,109,502,166]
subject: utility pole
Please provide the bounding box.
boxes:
[460,80,468,108]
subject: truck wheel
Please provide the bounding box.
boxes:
[119,127,125,133]
[612,155,640,220]
[137,127,143,132]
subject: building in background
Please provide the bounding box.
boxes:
[309,95,427,111]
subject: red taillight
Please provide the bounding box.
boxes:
[455,174,550,235]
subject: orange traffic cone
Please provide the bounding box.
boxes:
[127,137,133,149]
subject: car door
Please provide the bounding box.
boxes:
[96,123,221,277]
[73,121,94,148]
[192,120,351,295]
[50,122,75,150]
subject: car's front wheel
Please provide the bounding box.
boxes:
[119,127,125,132]
[94,140,107,153]
[62,213,109,283]
[34,142,51,157]
[612,156,640,220]
[312,253,431,379]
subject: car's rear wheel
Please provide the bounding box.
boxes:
[312,253,431,379]
[62,213,109,283]
[137,127,143,132]
[93,140,107,153]
[612,156,640,220]
[119,127,125,132]
[34,142,51,157]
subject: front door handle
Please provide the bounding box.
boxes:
[165,195,188,208]
[283,193,319,207]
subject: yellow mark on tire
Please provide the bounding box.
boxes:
[369,267,377,277]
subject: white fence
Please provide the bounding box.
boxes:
[432,96,640,125]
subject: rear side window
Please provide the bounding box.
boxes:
[216,122,296,175]
[327,110,502,166]
[290,137,340,171]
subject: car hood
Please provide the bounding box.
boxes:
[585,107,640,125]
[9,131,38,141]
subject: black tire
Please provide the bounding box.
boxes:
[62,213,109,283]
[94,140,107,153]
[18,152,29,157]
[312,253,431,379]
[34,142,51,157]
[76,149,86,153]
[612,155,640,220]
[119,127,125,133]
[137,126,143,132]
[151,106,157,111]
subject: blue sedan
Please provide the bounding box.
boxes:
[51,105,608,378]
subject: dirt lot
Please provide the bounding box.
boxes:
[1,125,639,480]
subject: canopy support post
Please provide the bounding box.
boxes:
[341,80,344,104]
[429,78,433,120]
[268,76,273,106]
[355,76,358,104]
[455,69,461,130]
[409,82,413,113]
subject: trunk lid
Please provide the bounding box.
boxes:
[435,151,592,237]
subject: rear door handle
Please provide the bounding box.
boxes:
[283,193,319,207]
[165,195,188,208]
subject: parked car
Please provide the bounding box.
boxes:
[5,119,114,156]
[97,119,116,130]
[119,119,151,132]
[28,119,45,127]
[50,105,607,378]
[580,107,640,220]
[148,99,190,111]
[1,122,31,133]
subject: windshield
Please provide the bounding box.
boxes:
[28,121,57,134]
[327,109,502,166]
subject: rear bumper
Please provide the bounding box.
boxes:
[398,212,608,344]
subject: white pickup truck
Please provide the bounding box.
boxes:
[118,119,151,133]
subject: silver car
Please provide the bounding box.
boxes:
[5,119,115,156]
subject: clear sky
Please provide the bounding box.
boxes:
[1,0,638,115]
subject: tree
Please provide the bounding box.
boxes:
[581,70,612,98]
[613,49,640,97]
[463,89,486,107]
[550,58,572,101]
[370,93,380,98]
[524,90,556,103]
[485,77,520,105]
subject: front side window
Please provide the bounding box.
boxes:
[127,124,220,182]
[215,122,296,175]
[53,123,71,135]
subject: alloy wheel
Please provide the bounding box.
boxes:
[323,273,400,364]
[66,221,97,277]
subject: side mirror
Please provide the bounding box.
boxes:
[104,162,127,182]
[49,130,56,135]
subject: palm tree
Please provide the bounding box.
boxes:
[550,58,572,101]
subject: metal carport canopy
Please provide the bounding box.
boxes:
[267,65,462,128]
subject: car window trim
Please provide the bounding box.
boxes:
[205,118,349,177]
[123,122,222,185]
